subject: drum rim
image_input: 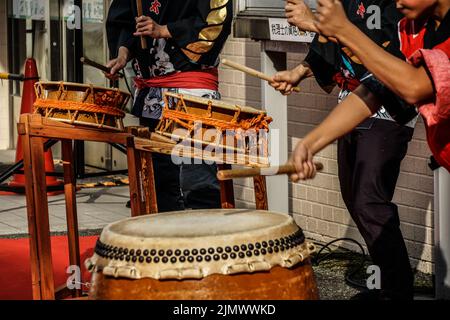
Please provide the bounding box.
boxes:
[36,81,131,97]
[85,209,316,280]
[164,91,266,115]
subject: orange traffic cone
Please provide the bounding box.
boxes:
[1,58,63,195]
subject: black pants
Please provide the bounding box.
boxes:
[338,118,414,300]
[141,118,221,212]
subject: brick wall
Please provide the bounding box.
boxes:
[219,36,435,274]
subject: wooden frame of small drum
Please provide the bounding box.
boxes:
[155,92,272,167]
[33,81,130,132]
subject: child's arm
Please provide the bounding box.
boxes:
[314,0,435,105]
[291,84,380,181]
[272,36,339,95]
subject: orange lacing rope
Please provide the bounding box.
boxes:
[239,113,273,131]
[161,109,272,132]
[33,98,126,118]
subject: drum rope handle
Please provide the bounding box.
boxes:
[207,101,213,118]
[34,82,43,98]
[57,82,65,100]
[33,98,126,118]
[231,106,241,124]
[89,84,95,102]
[179,95,188,113]
[80,87,90,103]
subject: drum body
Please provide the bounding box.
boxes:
[155,93,272,167]
[86,209,319,300]
[33,82,130,131]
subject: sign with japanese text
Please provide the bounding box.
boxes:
[268,18,315,43]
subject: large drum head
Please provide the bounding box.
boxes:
[86,209,315,280]
[110,209,292,238]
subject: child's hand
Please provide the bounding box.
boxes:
[285,0,319,33]
[134,16,171,39]
[270,64,312,95]
[314,0,350,38]
[290,141,317,182]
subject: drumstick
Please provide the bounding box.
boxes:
[216,162,324,181]
[136,0,148,50]
[0,72,24,81]
[80,57,124,78]
[221,59,301,93]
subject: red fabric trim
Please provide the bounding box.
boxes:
[333,73,360,92]
[134,68,219,91]
[398,18,427,59]
[434,38,450,57]
[409,49,450,172]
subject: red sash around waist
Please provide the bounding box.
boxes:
[134,68,219,91]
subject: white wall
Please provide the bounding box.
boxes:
[0,0,11,150]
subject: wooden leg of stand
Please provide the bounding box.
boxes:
[21,127,42,300]
[141,151,158,214]
[127,137,144,216]
[55,285,76,300]
[30,136,55,300]
[62,139,81,298]
[253,176,268,210]
[218,164,235,209]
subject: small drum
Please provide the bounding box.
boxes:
[156,92,272,167]
[33,81,130,131]
[86,209,319,300]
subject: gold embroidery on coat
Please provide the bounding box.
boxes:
[210,0,229,10]
[199,25,224,41]
[186,41,215,54]
[182,0,229,61]
[206,6,228,25]
[181,49,202,62]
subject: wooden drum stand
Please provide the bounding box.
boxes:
[19,113,269,300]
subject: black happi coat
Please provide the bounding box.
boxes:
[305,0,418,124]
[106,0,233,79]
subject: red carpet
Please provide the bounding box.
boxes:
[0,235,98,300]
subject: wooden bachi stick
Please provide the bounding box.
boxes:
[80,57,124,78]
[221,59,301,93]
[136,0,148,50]
[217,162,324,180]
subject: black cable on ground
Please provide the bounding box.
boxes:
[312,237,368,289]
